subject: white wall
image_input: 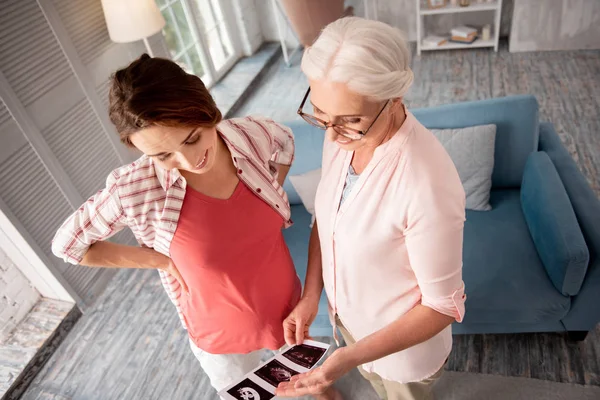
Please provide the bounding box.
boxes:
[510,0,600,52]
[0,246,40,337]
[233,0,264,55]
[256,0,300,48]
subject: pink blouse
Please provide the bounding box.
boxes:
[315,111,466,383]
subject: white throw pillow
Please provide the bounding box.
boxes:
[431,124,496,211]
[289,168,321,226]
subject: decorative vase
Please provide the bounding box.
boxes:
[482,24,491,41]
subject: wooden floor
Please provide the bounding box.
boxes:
[21,268,210,400]
[0,299,77,400]
[21,43,600,399]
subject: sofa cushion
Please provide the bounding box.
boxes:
[283,120,326,204]
[431,124,496,211]
[463,190,570,325]
[412,95,539,189]
[289,168,321,227]
[521,152,589,296]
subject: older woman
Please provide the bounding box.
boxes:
[278,17,466,400]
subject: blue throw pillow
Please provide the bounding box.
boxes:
[521,152,589,296]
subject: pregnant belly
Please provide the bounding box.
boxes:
[181,252,301,352]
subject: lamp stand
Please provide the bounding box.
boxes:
[143,37,154,57]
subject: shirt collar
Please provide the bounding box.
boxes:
[373,108,416,159]
[217,119,251,161]
[153,160,182,191]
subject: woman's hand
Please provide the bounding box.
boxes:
[141,247,189,296]
[283,296,319,346]
[82,243,189,296]
[276,347,354,397]
[160,257,189,296]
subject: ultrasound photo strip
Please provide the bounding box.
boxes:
[280,342,328,369]
[225,378,274,400]
[254,359,300,388]
[219,340,331,399]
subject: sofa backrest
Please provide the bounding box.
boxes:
[412,95,540,189]
[283,95,540,204]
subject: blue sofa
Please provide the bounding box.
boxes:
[282,95,600,339]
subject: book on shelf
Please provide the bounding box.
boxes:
[422,35,448,47]
[449,35,478,44]
[451,25,478,38]
[451,33,477,43]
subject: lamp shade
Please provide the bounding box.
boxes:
[101,0,166,43]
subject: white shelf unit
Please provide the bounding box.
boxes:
[421,38,495,51]
[416,0,503,55]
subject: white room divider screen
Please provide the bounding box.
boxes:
[0,0,150,309]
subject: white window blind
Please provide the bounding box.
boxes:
[53,0,113,65]
[0,0,142,307]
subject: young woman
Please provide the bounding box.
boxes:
[52,54,301,395]
[278,17,466,400]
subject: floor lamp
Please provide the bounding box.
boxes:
[101,0,165,57]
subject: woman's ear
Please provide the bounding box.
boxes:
[389,97,404,113]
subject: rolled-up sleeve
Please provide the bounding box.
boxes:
[405,168,467,322]
[51,173,127,264]
[269,121,294,165]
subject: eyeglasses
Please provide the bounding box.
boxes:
[297,87,389,141]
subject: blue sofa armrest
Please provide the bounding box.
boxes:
[521,151,589,296]
[538,123,600,331]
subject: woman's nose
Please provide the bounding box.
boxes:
[182,155,198,170]
[175,151,196,170]
[326,126,339,142]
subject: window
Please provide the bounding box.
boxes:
[157,0,240,87]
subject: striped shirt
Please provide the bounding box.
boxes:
[51,116,295,329]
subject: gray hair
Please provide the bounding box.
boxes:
[301,17,414,101]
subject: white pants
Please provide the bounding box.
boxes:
[189,339,278,395]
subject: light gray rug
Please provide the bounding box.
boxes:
[432,371,600,400]
[292,368,600,400]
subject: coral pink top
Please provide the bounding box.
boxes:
[170,182,301,354]
[315,111,466,383]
